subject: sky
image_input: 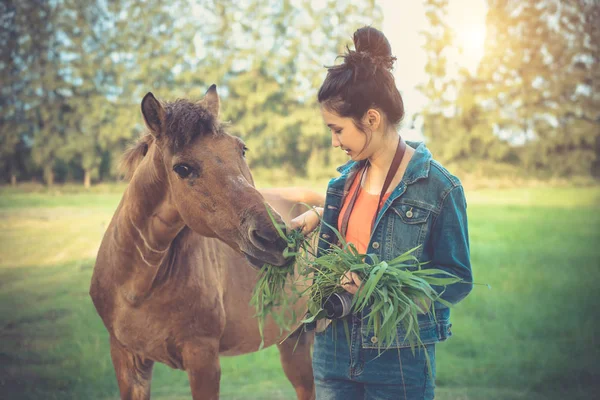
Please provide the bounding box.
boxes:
[380,0,488,140]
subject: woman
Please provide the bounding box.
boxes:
[290,27,473,400]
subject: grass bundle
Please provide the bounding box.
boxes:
[302,238,463,349]
[298,218,469,352]
[250,206,314,348]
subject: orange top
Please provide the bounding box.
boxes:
[338,173,391,254]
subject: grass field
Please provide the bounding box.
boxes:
[1,185,599,399]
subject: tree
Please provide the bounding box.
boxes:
[480,0,600,177]
[416,0,457,162]
[1,0,386,184]
[0,0,72,185]
[0,0,22,185]
[217,0,383,175]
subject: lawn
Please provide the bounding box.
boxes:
[0,185,599,399]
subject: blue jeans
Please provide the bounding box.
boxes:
[313,316,436,400]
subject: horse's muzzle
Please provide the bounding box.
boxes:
[241,227,287,267]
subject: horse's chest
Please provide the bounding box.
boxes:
[112,286,225,367]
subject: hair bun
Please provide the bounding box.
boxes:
[344,26,396,72]
[353,27,392,58]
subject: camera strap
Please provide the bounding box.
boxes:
[340,137,406,239]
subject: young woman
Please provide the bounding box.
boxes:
[290,27,473,400]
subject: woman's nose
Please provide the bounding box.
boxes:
[331,133,340,148]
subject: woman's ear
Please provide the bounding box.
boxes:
[365,109,382,130]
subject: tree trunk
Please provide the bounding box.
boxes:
[10,174,16,186]
[44,166,54,186]
[84,169,91,189]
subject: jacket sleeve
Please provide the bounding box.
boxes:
[427,184,473,306]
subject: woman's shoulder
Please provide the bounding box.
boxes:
[428,158,462,191]
[403,146,464,211]
[406,142,462,193]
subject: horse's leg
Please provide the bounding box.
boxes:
[109,336,154,400]
[277,329,316,400]
[184,339,221,400]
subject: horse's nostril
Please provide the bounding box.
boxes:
[251,229,273,248]
[253,229,267,241]
[251,228,286,252]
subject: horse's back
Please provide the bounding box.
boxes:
[260,187,324,225]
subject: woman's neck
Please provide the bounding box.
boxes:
[362,131,413,194]
[367,130,400,173]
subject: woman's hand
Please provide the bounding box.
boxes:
[339,271,432,313]
[290,207,323,236]
[340,271,362,295]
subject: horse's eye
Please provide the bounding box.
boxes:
[243,146,249,157]
[173,164,192,178]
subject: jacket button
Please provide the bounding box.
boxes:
[406,208,413,218]
[370,336,378,344]
[372,242,380,249]
[322,233,330,239]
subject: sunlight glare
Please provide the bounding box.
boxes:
[454,21,487,61]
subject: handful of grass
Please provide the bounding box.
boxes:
[302,235,463,349]
[249,206,314,348]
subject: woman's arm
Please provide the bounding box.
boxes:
[428,184,473,306]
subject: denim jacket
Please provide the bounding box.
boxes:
[316,141,473,348]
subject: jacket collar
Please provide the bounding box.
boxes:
[335,140,431,185]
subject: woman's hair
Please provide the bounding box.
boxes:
[318,26,404,132]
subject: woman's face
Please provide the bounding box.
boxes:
[321,107,371,161]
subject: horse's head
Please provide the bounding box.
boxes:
[139,85,288,268]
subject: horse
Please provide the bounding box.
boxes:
[90,85,321,400]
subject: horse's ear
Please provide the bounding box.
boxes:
[141,92,165,136]
[202,84,220,118]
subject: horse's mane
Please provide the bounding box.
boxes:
[120,133,155,181]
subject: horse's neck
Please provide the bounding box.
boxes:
[118,199,183,266]
[111,151,186,303]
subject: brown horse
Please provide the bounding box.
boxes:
[90,86,321,400]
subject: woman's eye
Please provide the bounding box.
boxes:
[334,129,342,135]
[173,164,192,178]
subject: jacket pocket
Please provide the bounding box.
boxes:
[360,308,452,349]
[386,203,432,263]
